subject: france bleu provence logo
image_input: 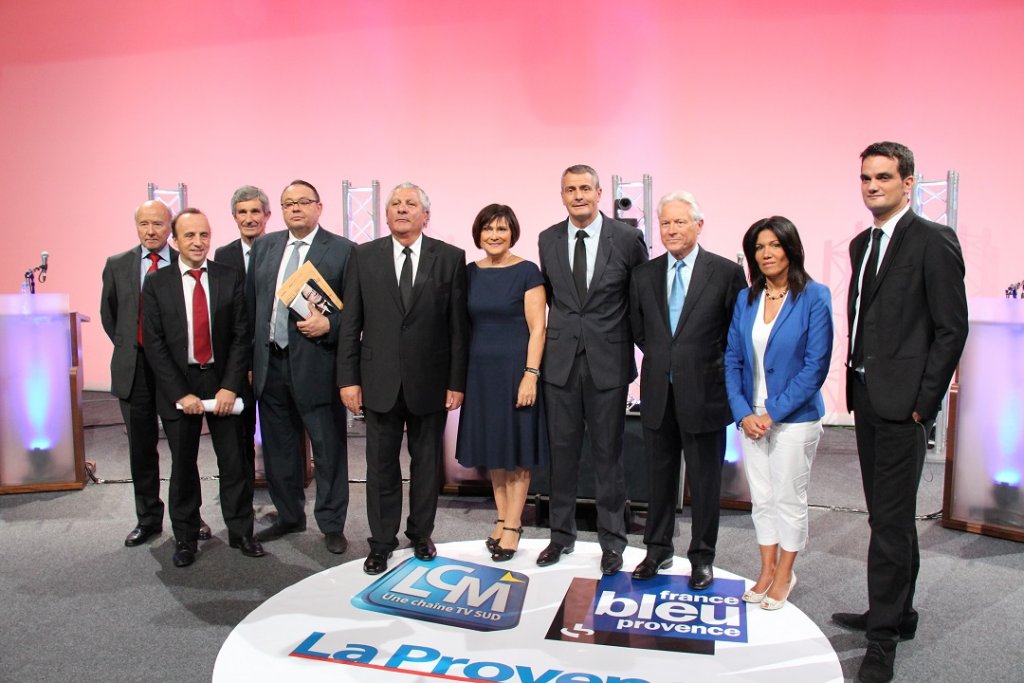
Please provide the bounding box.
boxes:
[352,556,528,631]
[546,572,747,655]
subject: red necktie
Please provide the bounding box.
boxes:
[187,269,212,364]
[138,252,160,345]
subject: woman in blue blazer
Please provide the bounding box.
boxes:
[725,216,833,611]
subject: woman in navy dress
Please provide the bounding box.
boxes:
[456,204,549,562]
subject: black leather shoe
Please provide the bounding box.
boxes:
[632,556,674,580]
[198,520,212,541]
[229,536,266,558]
[325,532,348,555]
[363,551,393,575]
[172,540,198,567]
[832,611,916,641]
[601,550,623,575]
[536,542,574,567]
[413,537,437,561]
[858,642,896,683]
[124,525,162,547]
[688,563,714,590]
[255,522,306,542]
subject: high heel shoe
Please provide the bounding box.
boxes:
[742,580,773,603]
[761,573,796,611]
[486,519,505,553]
[491,527,523,562]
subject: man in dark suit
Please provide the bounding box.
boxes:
[536,164,648,575]
[101,200,212,547]
[629,191,746,588]
[833,142,968,683]
[215,185,270,482]
[247,180,354,555]
[338,182,469,575]
[142,208,261,567]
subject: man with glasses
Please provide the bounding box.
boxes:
[247,180,354,555]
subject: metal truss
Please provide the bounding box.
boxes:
[146,182,188,217]
[611,174,653,247]
[342,180,380,244]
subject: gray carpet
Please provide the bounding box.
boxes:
[0,394,1021,682]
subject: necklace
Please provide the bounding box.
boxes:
[764,286,788,301]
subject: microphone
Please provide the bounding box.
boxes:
[40,251,48,273]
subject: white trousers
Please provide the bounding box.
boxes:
[741,410,822,552]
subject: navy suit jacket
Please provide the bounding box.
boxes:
[213,238,246,274]
[630,247,746,433]
[246,226,354,410]
[725,281,833,425]
[142,260,251,421]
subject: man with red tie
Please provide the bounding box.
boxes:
[142,208,261,567]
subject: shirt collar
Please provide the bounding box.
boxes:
[392,233,424,257]
[569,211,603,239]
[668,244,700,270]
[144,243,172,264]
[178,259,208,275]
[289,224,320,246]
[876,202,911,239]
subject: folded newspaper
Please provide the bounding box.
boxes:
[276,260,343,320]
[175,398,245,415]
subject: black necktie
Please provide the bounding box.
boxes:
[573,230,588,303]
[400,246,413,311]
[852,228,883,367]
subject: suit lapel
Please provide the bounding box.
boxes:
[864,210,913,309]
[675,248,709,337]
[409,236,436,312]
[588,217,614,305]
[647,254,671,333]
[848,230,870,324]
[377,237,404,312]
[552,222,580,308]
[766,292,795,348]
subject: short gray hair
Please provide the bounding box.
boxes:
[657,190,703,221]
[231,185,270,214]
[561,164,600,189]
[386,182,431,212]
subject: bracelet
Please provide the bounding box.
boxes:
[524,367,541,378]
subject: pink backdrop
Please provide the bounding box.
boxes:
[1,1,1020,417]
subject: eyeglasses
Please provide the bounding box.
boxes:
[281,198,318,209]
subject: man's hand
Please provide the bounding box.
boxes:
[178,393,204,416]
[213,388,237,416]
[446,390,464,411]
[340,385,363,415]
[297,305,330,338]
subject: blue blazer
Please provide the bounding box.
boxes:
[725,280,833,424]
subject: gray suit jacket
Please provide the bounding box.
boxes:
[246,227,354,410]
[100,245,178,399]
[213,238,246,275]
[630,248,746,432]
[538,213,647,390]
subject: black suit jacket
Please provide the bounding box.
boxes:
[631,248,746,433]
[141,260,251,421]
[337,234,469,416]
[247,227,354,410]
[846,210,968,421]
[213,238,246,274]
[100,245,178,399]
[538,213,648,390]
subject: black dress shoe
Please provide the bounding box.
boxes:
[363,551,393,575]
[632,556,674,580]
[172,540,198,567]
[413,537,437,561]
[255,522,306,542]
[229,536,266,558]
[198,520,212,541]
[325,532,348,555]
[832,611,916,641]
[688,563,714,590]
[858,642,896,683]
[601,550,623,575]
[536,542,574,567]
[124,525,162,547]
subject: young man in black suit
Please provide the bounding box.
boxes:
[142,208,261,567]
[536,164,648,575]
[214,185,271,483]
[629,191,746,588]
[338,182,469,576]
[834,142,968,683]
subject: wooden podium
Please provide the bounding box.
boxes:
[0,293,89,494]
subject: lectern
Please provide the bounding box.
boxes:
[0,294,88,493]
